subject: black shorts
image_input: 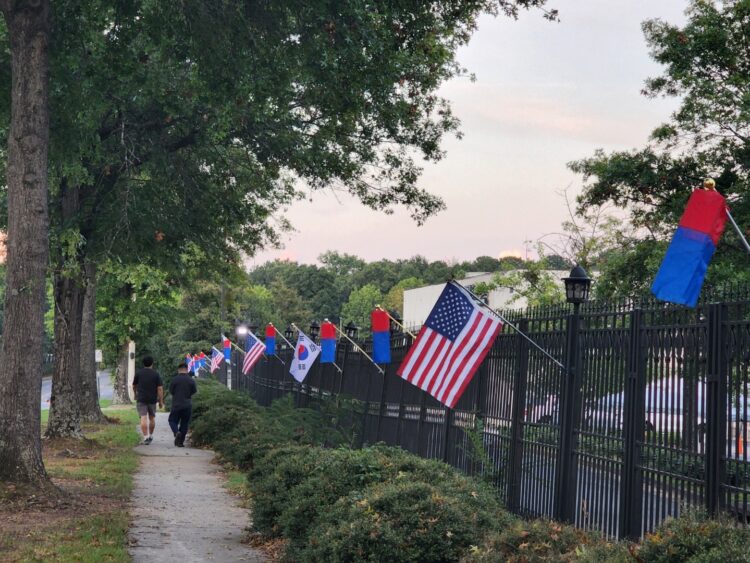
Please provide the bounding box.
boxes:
[136,402,157,417]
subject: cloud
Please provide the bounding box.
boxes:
[440,81,659,146]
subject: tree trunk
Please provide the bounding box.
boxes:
[45,266,86,438]
[0,0,51,484]
[112,341,132,405]
[45,177,87,438]
[79,261,104,423]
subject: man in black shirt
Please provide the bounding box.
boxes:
[169,363,198,447]
[132,356,164,445]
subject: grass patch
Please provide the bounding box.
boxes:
[10,512,131,562]
[222,468,253,508]
[0,404,140,562]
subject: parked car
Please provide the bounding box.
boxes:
[525,394,559,425]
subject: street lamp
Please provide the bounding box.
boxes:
[309,320,320,340]
[563,265,592,308]
[284,325,294,343]
[556,264,591,523]
[236,323,248,351]
[345,321,359,340]
[389,310,403,334]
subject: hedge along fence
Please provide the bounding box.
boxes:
[190,379,750,562]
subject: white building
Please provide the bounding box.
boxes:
[402,270,570,328]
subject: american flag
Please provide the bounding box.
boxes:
[186,354,196,373]
[397,281,502,408]
[210,347,223,373]
[242,331,266,374]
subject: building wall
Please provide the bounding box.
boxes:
[402,270,570,327]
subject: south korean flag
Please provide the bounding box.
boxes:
[289,330,321,383]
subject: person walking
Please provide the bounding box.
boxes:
[132,356,164,445]
[169,362,198,447]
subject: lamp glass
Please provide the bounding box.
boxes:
[563,267,592,305]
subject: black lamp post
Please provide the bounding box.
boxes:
[389,310,403,334]
[556,264,592,523]
[345,321,359,340]
[563,264,592,311]
[284,324,294,345]
[309,320,320,341]
[249,321,259,335]
[236,322,248,351]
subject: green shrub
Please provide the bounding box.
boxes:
[299,479,512,563]
[278,445,470,551]
[248,445,325,536]
[636,509,750,562]
[462,517,625,562]
[190,381,348,469]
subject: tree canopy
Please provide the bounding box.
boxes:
[570,0,750,297]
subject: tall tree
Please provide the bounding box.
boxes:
[570,1,750,296]
[96,260,178,403]
[341,284,383,336]
[0,0,51,484]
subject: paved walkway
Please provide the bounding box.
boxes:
[128,412,265,562]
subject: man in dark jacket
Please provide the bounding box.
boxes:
[169,363,198,447]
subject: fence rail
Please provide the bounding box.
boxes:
[221,297,750,540]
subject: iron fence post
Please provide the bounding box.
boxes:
[555,304,582,523]
[472,358,487,477]
[416,390,428,457]
[507,319,529,513]
[358,364,373,448]
[376,366,388,441]
[442,406,453,463]
[620,308,644,539]
[395,377,406,449]
[706,303,728,516]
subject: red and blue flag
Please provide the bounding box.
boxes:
[321,321,337,363]
[265,324,276,356]
[371,309,391,364]
[652,189,728,307]
[222,334,231,362]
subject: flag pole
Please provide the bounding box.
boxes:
[273,353,286,366]
[457,281,565,371]
[275,329,294,349]
[375,306,416,339]
[332,323,385,375]
[703,178,750,256]
[727,210,750,256]
[214,339,244,354]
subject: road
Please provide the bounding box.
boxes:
[40,369,113,410]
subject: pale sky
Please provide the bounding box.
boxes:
[249,0,688,267]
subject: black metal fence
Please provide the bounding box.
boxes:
[220,295,750,540]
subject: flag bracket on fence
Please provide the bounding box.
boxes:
[332,323,385,375]
[376,305,416,339]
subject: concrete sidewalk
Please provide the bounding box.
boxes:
[128,412,265,562]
